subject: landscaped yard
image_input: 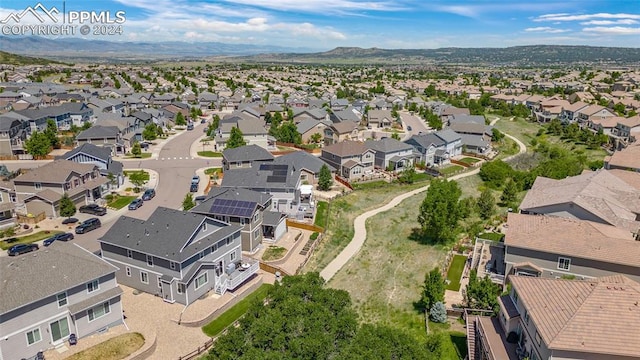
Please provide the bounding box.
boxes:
[197,151,222,157]
[478,232,505,242]
[202,284,272,337]
[125,152,152,159]
[204,167,223,175]
[124,170,150,181]
[107,195,137,210]
[457,157,481,166]
[262,246,287,261]
[440,164,464,176]
[0,230,63,250]
[65,332,144,360]
[314,201,329,228]
[445,255,467,291]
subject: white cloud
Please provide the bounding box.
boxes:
[582,26,640,35]
[524,26,569,33]
[534,13,640,22]
[580,19,638,25]
[219,0,404,14]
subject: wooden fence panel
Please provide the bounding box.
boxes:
[285,219,324,233]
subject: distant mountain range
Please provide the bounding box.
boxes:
[1,36,639,65]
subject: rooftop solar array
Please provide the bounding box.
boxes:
[209,198,256,217]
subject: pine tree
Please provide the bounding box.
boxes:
[59,193,76,218]
[318,164,332,191]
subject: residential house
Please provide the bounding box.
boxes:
[150,93,177,107]
[323,121,359,145]
[58,143,125,187]
[613,115,640,143]
[576,104,616,125]
[292,108,329,124]
[404,133,445,167]
[0,116,27,156]
[220,163,307,217]
[0,179,16,228]
[0,242,124,360]
[559,101,589,124]
[13,160,108,217]
[272,150,335,187]
[449,122,493,154]
[321,141,376,180]
[434,129,463,160]
[364,138,415,171]
[367,109,394,129]
[215,116,270,151]
[76,125,127,155]
[519,169,640,234]
[296,118,331,144]
[504,213,640,282]
[330,108,362,124]
[439,106,470,122]
[191,187,275,252]
[99,207,258,304]
[330,98,350,111]
[468,275,640,360]
[221,144,274,171]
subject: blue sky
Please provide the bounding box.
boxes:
[1,0,640,49]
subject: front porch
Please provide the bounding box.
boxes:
[214,258,260,296]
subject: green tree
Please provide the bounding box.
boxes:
[142,124,158,141]
[418,179,465,243]
[391,132,401,140]
[310,132,322,144]
[397,166,416,184]
[491,128,505,142]
[131,141,142,158]
[421,267,445,310]
[182,193,195,211]
[128,171,147,192]
[44,119,61,149]
[24,131,51,159]
[477,188,496,220]
[429,302,447,323]
[318,164,333,191]
[175,112,186,126]
[277,121,302,144]
[501,178,518,205]
[465,269,501,312]
[338,324,434,360]
[479,160,514,189]
[58,193,76,218]
[226,126,246,149]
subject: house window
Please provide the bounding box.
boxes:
[126,267,131,277]
[512,290,518,304]
[230,252,236,261]
[211,243,218,252]
[170,262,176,270]
[535,331,542,346]
[177,283,186,294]
[253,228,260,239]
[35,182,42,190]
[199,251,204,259]
[88,302,110,322]
[195,273,208,290]
[158,278,162,288]
[226,237,231,246]
[127,249,132,258]
[87,279,99,293]
[203,222,207,231]
[253,213,259,223]
[57,292,67,307]
[524,310,530,324]
[26,328,41,346]
[140,271,149,284]
[558,257,571,271]
[146,255,153,267]
[240,217,245,225]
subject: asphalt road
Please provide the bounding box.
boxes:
[400,111,431,139]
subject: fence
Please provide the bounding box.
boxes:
[275,141,321,154]
[17,212,46,224]
[333,175,353,190]
[177,337,215,360]
[295,233,322,274]
[285,219,324,233]
[259,261,292,276]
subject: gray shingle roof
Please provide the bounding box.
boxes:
[405,133,445,150]
[263,211,285,226]
[191,187,272,216]
[221,164,299,189]
[76,125,120,140]
[60,143,112,163]
[14,160,97,184]
[365,138,413,154]
[434,128,462,143]
[0,242,117,314]
[273,150,336,173]
[222,144,274,163]
[98,207,242,262]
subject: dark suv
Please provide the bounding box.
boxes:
[142,188,156,201]
[75,218,101,234]
[43,232,75,246]
[8,243,39,256]
[78,204,107,216]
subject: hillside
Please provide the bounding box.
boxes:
[0,51,66,66]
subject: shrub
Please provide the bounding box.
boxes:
[429,301,447,323]
[310,232,319,240]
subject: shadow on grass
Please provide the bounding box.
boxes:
[408,227,442,246]
[450,332,468,359]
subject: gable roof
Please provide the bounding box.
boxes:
[404,133,445,149]
[296,118,327,135]
[14,160,96,183]
[0,242,117,314]
[330,120,358,134]
[222,144,274,163]
[505,213,639,268]
[99,207,241,262]
[191,187,272,217]
[273,150,336,173]
[323,140,369,157]
[221,163,300,189]
[59,143,112,163]
[519,169,640,232]
[510,275,640,357]
[200,187,272,208]
[76,125,120,140]
[434,128,462,143]
[364,138,413,153]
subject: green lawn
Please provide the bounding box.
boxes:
[197,151,223,157]
[125,152,152,159]
[440,165,464,176]
[0,230,64,250]
[314,201,329,228]
[202,284,273,337]
[458,157,481,166]
[108,196,137,210]
[450,331,468,359]
[445,255,467,291]
[478,232,505,242]
[124,170,150,181]
[204,167,223,175]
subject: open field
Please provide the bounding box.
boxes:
[327,190,445,341]
[303,181,429,273]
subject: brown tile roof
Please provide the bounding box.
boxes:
[510,275,640,357]
[563,101,590,112]
[331,121,358,134]
[505,213,639,267]
[14,160,96,184]
[608,168,640,189]
[617,115,640,128]
[519,170,640,232]
[606,145,640,171]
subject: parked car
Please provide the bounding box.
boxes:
[43,232,75,246]
[61,217,79,225]
[78,204,107,216]
[75,218,101,234]
[142,188,156,201]
[190,183,199,192]
[191,175,200,184]
[8,243,38,256]
[128,198,144,210]
[187,123,194,131]
[407,125,412,131]
[200,118,207,124]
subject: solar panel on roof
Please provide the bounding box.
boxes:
[267,176,287,183]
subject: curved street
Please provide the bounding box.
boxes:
[320,128,527,281]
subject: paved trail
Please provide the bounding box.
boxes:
[320,121,527,281]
